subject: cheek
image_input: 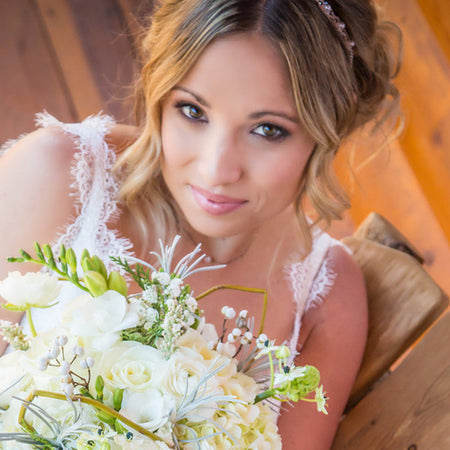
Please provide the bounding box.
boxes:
[160,109,197,168]
[261,152,310,198]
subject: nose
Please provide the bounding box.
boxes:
[198,131,243,186]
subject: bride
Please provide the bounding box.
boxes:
[0,0,401,447]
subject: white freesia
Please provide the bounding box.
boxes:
[95,341,167,392]
[273,365,306,386]
[63,290,140,350]
[0,271,61,308]
[120,388,174,431]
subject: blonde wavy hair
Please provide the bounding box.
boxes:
[115,0,402,252]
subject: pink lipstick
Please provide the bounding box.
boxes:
[190,185,247,215]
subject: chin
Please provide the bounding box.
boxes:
[185,215,249,240]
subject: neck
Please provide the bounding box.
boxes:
[181,207,298,266]
[183,228,254,265]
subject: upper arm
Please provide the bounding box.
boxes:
[0,127,78,340]
[277,245,368,450]
[0,127,77,268]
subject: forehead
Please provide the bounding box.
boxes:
[178,32,296,113]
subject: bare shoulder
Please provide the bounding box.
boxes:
[1,126,78,176]
[0,126,79,274]
[299,243,367,350]
[105,123,140,154]
[277,244,368,449]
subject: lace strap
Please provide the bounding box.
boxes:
[285,231,348,360]
[35,111,133,270]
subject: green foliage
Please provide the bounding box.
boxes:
[8,243,128,298]
[110,256,151,290]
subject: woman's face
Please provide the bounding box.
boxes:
[161,32,315,239]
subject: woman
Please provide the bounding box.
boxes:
[0,0,400,447]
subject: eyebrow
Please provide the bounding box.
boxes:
[173,86,299,124]
[249,111,299,125]
[173,86,211,108]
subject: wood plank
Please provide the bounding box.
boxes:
[65,0,139,122]
[0,0,75,142]
[116,0,155,41]
[416,0,450,62]
[353,212,424,263]
[335,138,450,300]
[34,0,105,120]
[333,312,450,448]
[380,0,450,241]
[341,237,448,408]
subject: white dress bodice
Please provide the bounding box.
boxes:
[5,112,346,355]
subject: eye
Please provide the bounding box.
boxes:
[176,102,206,121]
[252,123,288,141]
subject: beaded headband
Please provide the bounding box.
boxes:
[312,0,355,62]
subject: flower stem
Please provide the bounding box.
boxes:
[26,308,37,337]
[18,390,166,442]
[268,351,275,390]
[300,397,317,403]
[254,388,277,403]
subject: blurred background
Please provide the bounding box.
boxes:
[0,0,449,297]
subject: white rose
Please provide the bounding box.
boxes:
[63,290,139,350]
[222,371,258,404]
[95,341,167,392]
[120,388,174,431]
[0,271,61,308]
[162,347,216,400]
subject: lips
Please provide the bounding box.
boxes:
[190,185,247,215]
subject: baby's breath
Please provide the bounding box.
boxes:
[0,320,30,351]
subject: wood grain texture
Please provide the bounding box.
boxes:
[335,138,450,301]
[353,212,424,263]
[66,0,139,122]
[0,0,75,142]
[417,0,450,62]
[381,0,450,241]
[34,0,106,120]
[333,312,450,449]
[342,237,448,408]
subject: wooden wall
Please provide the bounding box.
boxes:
[0,0,448,297]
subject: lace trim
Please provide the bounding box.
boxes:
[306,254,338,310]
[35,111,134,271]
[284,231,347,360]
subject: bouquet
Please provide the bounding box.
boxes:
[0,237,327,449]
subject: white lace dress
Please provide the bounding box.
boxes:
[5,112,346,355]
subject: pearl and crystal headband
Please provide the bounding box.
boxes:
[312,0,355,62]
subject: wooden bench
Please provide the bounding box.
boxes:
[333,213,449,448]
